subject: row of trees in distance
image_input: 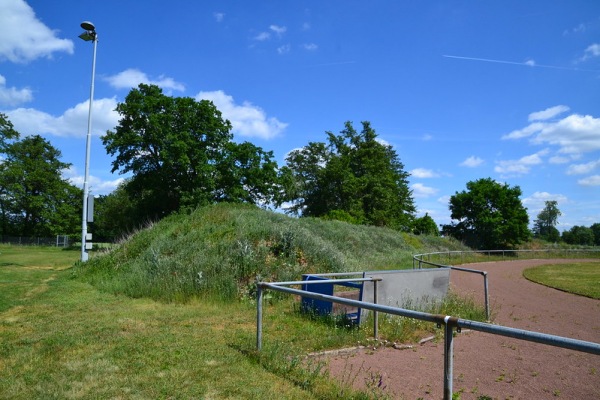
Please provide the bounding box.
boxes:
[531,200,600,245]
[1,84,598,250]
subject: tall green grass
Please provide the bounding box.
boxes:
[1,265,379,399]
[0,209,490,399]
[74,203,469,302]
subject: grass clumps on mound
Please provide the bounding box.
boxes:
[76,203,467,302]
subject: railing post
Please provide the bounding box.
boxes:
[373,280,378,339]
[256,281,263,351]
[443,317,454,400]
[483,271,490,321]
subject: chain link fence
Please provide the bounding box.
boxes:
[0,235,71,247]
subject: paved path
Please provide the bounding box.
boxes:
[325,259,600,399]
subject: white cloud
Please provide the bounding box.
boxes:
[579,43,600,62]
[528,105,569,122]
[6,97,119,138]
[460,156,484,168]
[410,168,439,178]
[549,155,570,164]
[411,183,439,198]
[437,195,450,205]
[254,25,287,42]
[522,191,569,213]
[213,12,225,22]
[494,149,548,177]
[503,112,600,156]
[64,166,124,195]
[0,74,33,106]
[254,32,271,41]
[0,0,73,63]
[578,175,600,186]
[277,44,291,55]
[104,69,185,92]
[270,25,287,36]
[502,121,546,139]
[303,43,318,51]
[195,90,287,140]
[566,159,600,175]
[525,59,536,67]
[532,114,600,155]
[375,138,391,147]
[563,23,586,36]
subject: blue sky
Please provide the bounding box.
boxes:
[1,0,599,231]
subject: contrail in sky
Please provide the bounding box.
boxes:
[442,54,599,72]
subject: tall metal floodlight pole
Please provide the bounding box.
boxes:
[79,21,97,262]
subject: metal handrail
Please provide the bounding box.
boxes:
[413,248,600,269]
[256,280,600,400]
[412,248,600,319]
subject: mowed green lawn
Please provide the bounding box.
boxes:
[0,245,377,399]
[0,245,80,313]
[523,261,600,299]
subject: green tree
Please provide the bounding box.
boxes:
[0,134,81,237]
[532,200,561,242]
[442,178,530,249]
[562,225,594,246]
[282,121,415,230]
[0,113,20,234]
[102,84,280,223]
[413,213,439,236]
[591,223,600,246]
[0,113,19,152]
[279,141,329,216]
[92,182,137,242]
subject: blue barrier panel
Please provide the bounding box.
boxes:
[301,275,333,314]
[301,275,364,324]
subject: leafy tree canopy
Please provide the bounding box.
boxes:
[442,178,530,249]
[413,213,439,236]
[102,84,280,223]
[591,223,600,246]
[533,200,561,241]
[281,121,415,231]
[562,225,595,246]
[0,112,19,152]
[92,182,138,242]
[0,134,81,237]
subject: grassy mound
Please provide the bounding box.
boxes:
[75,203,467,302]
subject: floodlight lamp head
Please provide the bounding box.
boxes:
[78,31,95,41]
[81,21,95,31]
[79,21,97,42]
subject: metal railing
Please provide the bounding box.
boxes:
[413,248,600,268]
[412,248,600,320]
[256,278,600,400]
[413,253,490,319]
